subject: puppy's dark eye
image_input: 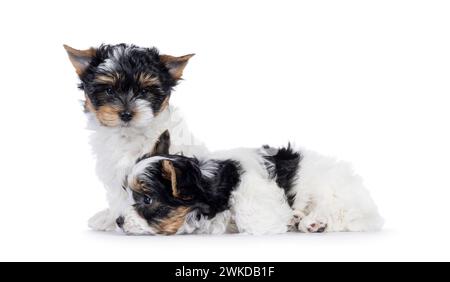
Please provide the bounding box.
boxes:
[138,89,149,97]
[105,88,114,96]
[143,195,153,205]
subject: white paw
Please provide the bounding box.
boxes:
[298,216,328,233]
[88,209,116,231]
[289,210,306,229]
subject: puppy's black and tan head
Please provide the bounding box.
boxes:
[64,44,193,127]
[118,131,241,235]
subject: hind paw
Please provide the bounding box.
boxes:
[298,216,328,233]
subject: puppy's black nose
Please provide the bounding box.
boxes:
[116,216,125,228]
[119,111,133,122]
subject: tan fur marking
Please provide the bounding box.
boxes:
[95,74,117,84]
[155,207,190,235]
[137,73,160,87]
[129,176,146,193]
[162,160,179,198]
[84,97,122,127]
[96,105,121,127]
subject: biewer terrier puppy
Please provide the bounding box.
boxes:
[64,44,207,231]
[118,131,383,235]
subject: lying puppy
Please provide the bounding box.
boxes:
[117,131,383,235]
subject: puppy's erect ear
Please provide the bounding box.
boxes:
[152,130,171,156]
[160,54,195,80]
[161,160,180,198]
[63,44,96,76]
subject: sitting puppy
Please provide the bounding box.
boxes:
[64,44,206,231]
[117,131,383,235]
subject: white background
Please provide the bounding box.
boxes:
[0,0,449,261]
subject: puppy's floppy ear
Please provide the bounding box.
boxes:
[152,130,171,156]
[63,44,96,76]
[160,54,195,80]
[161,160,181,198]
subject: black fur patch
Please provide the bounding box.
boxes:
[201,159,243,216]
[263,144,302,206]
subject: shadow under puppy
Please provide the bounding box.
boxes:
[118,131,383,235]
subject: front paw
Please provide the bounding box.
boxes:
[88,209,116,231]
[288,210,306,230]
